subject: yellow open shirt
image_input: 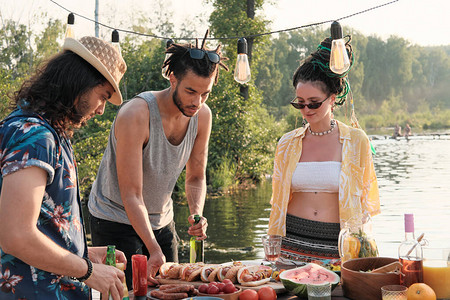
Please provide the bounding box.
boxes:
[268,120,380,236]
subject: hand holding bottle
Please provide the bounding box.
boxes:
[187,214,208,240]
[190,215,205,263]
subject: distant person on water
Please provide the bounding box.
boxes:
[0,36,127,300]
[404,123,411,139]
[393,124,402,138]
[88,30,229,289]
[267,37,380,269]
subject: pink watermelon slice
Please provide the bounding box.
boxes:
[279,263,340,297]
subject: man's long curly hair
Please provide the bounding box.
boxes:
[13,50,107,137]
[293,37,353,106]
[162,30,229,84]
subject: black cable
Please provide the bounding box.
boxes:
[50,0,399,41]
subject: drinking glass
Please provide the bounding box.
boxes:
[423,247,450,299]
[261,234,282,262]
[307,282,331,300]
[381,285,408,300]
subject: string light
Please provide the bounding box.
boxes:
[51,0,398,84]
[162,39,174,80]
[65,13,75,39]
[111,29,122,56]
[51,0,399,41]
[330,21,350,75]
[234,38,251,84]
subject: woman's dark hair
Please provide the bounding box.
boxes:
[13,50,107,136]
[292,37,353,106]
[162,42,229,84]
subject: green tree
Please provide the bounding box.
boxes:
[207,0,282,185]
[34,18,65,65]
[0,19,33,79]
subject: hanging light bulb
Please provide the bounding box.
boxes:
[234,38,251,84]
[65,13,75,39]
[330,21,350,75]
[111,29,122,56]
[161,39,174,80]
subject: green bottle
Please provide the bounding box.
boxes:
[189,215,204,263]
[105,245,116,300]
[105,245,116,267]
[105,245,130,300]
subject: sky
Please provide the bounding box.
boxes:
[1,0,449,47]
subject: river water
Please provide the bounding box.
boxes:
[174,134,450,263]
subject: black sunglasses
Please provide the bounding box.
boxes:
[290,95,331,110]
[189,48,220,64]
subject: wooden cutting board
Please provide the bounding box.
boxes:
[157,277,286,294]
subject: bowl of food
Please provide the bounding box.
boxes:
[341,257,400,300]
[197,281,242,300]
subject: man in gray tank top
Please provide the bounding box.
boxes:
[88,30,228,288]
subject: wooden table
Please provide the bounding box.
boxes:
[277,285,349,299]
[129,285,350,299]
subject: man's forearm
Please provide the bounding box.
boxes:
[122,196,161,254]
[186,179,206,215]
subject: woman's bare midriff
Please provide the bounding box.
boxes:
[287,191,340,223]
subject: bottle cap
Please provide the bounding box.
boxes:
[194,214,201,224]
[404,213,414,232]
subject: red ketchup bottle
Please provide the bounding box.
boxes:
[132,254,148,299]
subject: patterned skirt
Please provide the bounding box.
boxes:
[281,214,341,269]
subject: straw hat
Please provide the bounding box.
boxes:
[63,36,127,105]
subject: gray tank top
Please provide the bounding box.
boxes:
[88,91,198,229]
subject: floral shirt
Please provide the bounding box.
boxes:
[0,109,90,299]
[268,120,380,236]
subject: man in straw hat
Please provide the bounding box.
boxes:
[88,30,228,288]
[0,36,127,299]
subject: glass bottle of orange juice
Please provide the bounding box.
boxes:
[398,213,423,287]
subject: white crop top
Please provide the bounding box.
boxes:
[291,161,341,193]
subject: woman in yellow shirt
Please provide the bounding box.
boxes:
[268,37,380,269]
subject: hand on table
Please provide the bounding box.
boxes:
[147,249,166,286]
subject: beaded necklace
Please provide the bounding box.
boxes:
[308,119,336,136]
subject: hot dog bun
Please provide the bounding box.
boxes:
[180,263,205,282]
[207,266,221,282]
[159,262,184,279]
[237,265,272,286]
[217,262,244,283]
[200,265,219,282]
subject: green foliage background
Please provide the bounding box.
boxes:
[1,1,450,202]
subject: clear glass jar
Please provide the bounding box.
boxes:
[338,215,379,263]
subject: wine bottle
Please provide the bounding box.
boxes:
[189,215,204,263]
[398,213,423,287]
